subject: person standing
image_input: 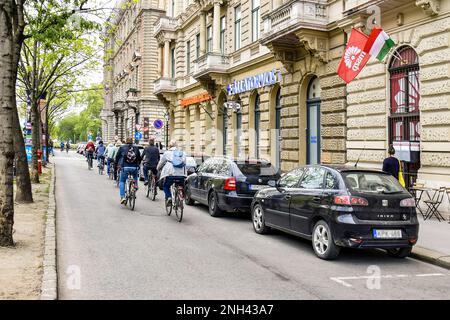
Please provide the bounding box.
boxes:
[382,145,405,187]
[115,137,142,204]
[142,137,160,186]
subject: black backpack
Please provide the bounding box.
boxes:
[125,145,137,163]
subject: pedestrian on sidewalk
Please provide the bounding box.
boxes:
[382,145,405,187]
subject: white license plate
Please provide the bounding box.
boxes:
[250,184,266,191]
[373,229,402,239]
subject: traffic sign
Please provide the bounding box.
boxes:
[153,119,164,130]
[134,131,143,141]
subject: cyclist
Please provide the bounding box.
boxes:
[65,142,71,153]
[157,139,186,206]
[143,137,160,187]
[85,140,95,168]
[95,140,106,169]
[115,137,142,204]
[60,141,65,152]
[104,142,116,176]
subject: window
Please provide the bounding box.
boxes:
[254,93,260,159]
[278,168,305,188]
[274,88,282,169]
[214,160,231,176]
[325,172,339,190]
[207,26,213,53]
[236,109,242,158]
[223,108,228,156]
[220,16,226,54]
[343,172,404,193]
[234,5,241,50]
[299,167,326,189]
[171,0,175,17]
[196,33,200,58]
[171,47,175,78]
[252,0,260,42]
[186,40,191,74]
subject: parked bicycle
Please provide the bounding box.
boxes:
[146,171,158,201]
[124,171,138,211]
[165,178,185,222]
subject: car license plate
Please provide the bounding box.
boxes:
[250,184,266,191]
[373,229,402,239]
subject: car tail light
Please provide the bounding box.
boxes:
[224,177,236,191]
[334,195,368,206]
[400,198,415,207]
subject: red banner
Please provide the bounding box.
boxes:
[337,28,371,83]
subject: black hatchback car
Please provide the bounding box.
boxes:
[251,165,419,260]
[185,157,280,216]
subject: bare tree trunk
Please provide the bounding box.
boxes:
[12,107,33,203]
[30,40,40,183]
[0,0,16,246]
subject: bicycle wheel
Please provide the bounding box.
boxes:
[130,190,136,211]
[151,178,157,201]
[165,197,172,216]
[175,191,184,222]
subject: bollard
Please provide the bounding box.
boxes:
[37,149,42,175]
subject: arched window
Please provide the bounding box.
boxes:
[389,46,420,188]
[254,93,260,159]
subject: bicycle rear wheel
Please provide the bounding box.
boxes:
[151,178,157,201]
[175,190,184,222]
[165,198,172,216]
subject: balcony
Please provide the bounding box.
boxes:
[154,77,176,95]
[154,16,178,43]
[193,53,229,79]
[260,0,328,45]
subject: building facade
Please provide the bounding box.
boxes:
[101,0,166,144]
[154,0,450,200]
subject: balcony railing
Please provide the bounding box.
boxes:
[154,16,178,35]
[193,53,229,78]
[261,0,328,42]
[154,77,176,94]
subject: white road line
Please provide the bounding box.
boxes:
[415,273,445,277]
[330,277,353,288]
[330,273,449,287]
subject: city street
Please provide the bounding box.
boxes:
[55,151,450,300]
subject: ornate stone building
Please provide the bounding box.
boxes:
[154,0,450,197]
[101,0,166,144]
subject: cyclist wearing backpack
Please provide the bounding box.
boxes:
[157,139,186,205]
[115,137,142,204]
[95,140,106,168]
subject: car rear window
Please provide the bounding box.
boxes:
[236,163,278,177]
[342,172,404,193]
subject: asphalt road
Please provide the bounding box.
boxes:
[55,151,450,299]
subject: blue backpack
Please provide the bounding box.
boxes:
[171,150,185,168]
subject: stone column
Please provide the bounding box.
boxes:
[199,11,206,55]
[213,1,221,53]
[157,45,162,77]
[163,40,170,78]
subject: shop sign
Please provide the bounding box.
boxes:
[180,92,212,107]
[227,69,282,95]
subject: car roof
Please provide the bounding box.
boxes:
[208,156,271,164]
[307,164,388,174]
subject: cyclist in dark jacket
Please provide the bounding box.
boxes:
[143,137,160,186]
[115,137,142,204]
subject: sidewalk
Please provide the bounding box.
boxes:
[412,210,450,269]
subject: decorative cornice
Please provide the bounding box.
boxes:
[415,0,440,16]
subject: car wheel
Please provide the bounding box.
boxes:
[208,191,223,217]
[185,185,195,205]
[312,220,340,260]
[386,247,412,259]
[252,203,269,234]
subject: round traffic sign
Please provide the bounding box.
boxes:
[134,131,143,141]
[153,119,164,130]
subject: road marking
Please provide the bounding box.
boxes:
[330,273,450,288]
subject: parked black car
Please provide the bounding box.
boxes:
[251,165,419,260]
[185,157,280,216]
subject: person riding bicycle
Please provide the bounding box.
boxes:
[95,140,106,169]
[157,139,186,205]
[60,141,65,152]
[143,137,160,187]
[85,140,95,166]
[115,137,142,204]
[65,142,71,153]
[104,142,116,176]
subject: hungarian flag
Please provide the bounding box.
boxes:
[364,27,395,61]
[337,28,371,83]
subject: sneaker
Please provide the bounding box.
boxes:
[120,197,127,204]
[144,181,148,186]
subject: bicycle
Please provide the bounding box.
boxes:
[108,161,115,180]
[165,178,185,222]
[124,170,138,211]
[115,167,121,188]
[86,152,93,170]
[146,171,158,201]
[98,157,105,175]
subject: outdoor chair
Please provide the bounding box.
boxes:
[423,187,446,222]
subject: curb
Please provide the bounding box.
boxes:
[411,246,450,270]
[40,164,58,300]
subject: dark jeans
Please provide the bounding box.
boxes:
[143,164,157,182]
[163,176,185,200]
[107,158,114,175]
